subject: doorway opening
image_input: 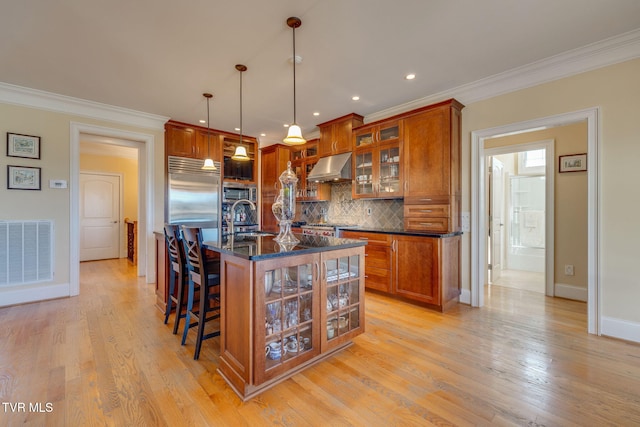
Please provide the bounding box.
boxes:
[471,107,599,335]
[487,142,553,296]
[70,122,156,297]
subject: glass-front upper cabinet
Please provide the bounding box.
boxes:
[353,120,401,149]
[353,142,403,199]
[353,151,374,197]
[378,144,402,196]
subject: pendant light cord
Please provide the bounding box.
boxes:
[206,96,211,157]
[239,68,243,144]
[292,24,297,125]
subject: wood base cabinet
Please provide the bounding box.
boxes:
[340,230,460,312]
[340,230,393,293]
[395,234,460,311]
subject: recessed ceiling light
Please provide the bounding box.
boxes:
[284,124,289,128]
[405,73,416,80]
[235,127,240,131]
[313,112,320,116]
[199,119,206,124]
[352,96,360,101]
[260,133,266,137]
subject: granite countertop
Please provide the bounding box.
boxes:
[203,233,367,261]
[336,225,463,238]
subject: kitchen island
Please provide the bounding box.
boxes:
[203,233,366,401]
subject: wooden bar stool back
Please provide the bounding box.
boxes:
[180,226,221,360]
[163,224,189,334]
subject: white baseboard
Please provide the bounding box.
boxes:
[459,288,471,305]
[554,283,588,302]
[0,283,70,307]
[601,316,640,344]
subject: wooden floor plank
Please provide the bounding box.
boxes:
[1,259,640,426]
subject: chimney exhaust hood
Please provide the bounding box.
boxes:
[306,152,352,183]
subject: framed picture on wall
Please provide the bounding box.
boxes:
[7,165,41,190]
[559,153,587,173]
[7,132,41,159]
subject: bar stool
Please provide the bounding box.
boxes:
[163,224,188,334]
[180,226,221,360]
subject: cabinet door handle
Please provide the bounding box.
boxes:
[420,210,433,213]
[404,181,408,191]
[420,198,432,202]
[392,240,397,252]
[358,237,369,240]
[420,222,434,226]
[314,262,320,281]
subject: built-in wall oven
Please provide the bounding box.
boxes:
[222,182,257,203]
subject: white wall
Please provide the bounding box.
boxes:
[461,58,640,340]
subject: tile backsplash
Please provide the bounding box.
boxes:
[296,182,403,229]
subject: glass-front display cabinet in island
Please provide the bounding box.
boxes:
[321,248,364,351]
[255,253,320,384]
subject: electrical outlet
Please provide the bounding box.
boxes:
[564,264,574,276]
[366,207,372,216]
[461,212,470,232]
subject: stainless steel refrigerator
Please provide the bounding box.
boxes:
[167,156,221,240]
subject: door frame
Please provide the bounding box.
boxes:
[486,140,555,296]
[79,171,125,260]
[471,107,600,335]
[70,122,156,296]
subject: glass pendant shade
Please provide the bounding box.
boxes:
[283,124,306,145]
[231,145,250,161]
[202,158,216,170]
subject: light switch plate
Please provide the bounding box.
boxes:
[49,179,67,189]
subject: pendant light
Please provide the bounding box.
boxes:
[232,64,251,161]
[283,16,306,145]
[201,92,217,170]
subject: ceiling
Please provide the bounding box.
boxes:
[2,0,640,146]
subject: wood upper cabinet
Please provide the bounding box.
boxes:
[402,99,463,232]
[403,99,463,199]
[260,144,290,232]
[195,129,221,162]
[261,144,290,194]
[317,113,364,157]
[164,120,223,162]
[353,119,401,149]
[291,139,330,202]
[165,123,197,158]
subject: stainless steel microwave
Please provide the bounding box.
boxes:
[222,183,257,203]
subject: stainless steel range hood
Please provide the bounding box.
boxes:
[306,152,352,183]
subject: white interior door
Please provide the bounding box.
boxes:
[490,157,504,282]
[80,173,120,261]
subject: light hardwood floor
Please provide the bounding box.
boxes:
[1,259,639,426]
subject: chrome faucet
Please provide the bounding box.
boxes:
[229,199,256,236]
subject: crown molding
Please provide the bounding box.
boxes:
[366,28,640,123]
[0,82,169,131]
